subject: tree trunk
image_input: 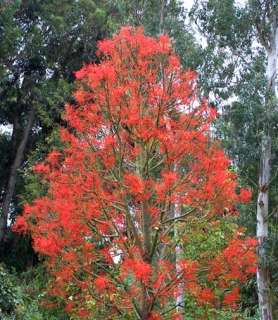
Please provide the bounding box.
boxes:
[174,201,184,316]
[158,0,166,35]
[0,107,35,242]
[256,12,278,320]
[257,135,272,320]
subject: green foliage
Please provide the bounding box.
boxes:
[20,265,69,320]
[181,217,258,318]
[0,133,10,184]
[0,264,21,316]
[0,0,117,208]
[0,263,69,320]
[184,296,259,320]
[0,0,118,270]
[182,218,237,259]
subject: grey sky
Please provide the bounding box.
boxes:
[183,0,247,10]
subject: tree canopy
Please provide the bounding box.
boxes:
[14,26,256,320]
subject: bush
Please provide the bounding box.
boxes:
[0,263,68,320]
[0,263,21,317]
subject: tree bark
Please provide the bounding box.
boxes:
[174,200,184,316]
[158,0,166,35]
[257,135,272,320]
[256,10,278,320]
[0,107,35,242]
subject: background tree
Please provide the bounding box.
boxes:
[0,0,115,246]
[190,0,278,318]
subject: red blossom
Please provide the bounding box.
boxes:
[12,216,28,233]
[199,288,215,304]
[124,173,144,194]
[94,275,110,291]
[223,287,240,307]
[238,188,252,203]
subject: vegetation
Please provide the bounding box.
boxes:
[0,0,277,319]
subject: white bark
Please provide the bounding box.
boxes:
[174,201,184,315]
[257,135,272,320]
[159,0,166,35]
[256,11,278,320]
[173,164,184,316]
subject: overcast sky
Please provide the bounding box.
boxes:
[183,0,194,10]
[182,0,247,11]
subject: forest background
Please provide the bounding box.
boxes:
[0,0,277,319]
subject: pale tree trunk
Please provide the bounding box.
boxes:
[174,200,184,316]
[158,0,166,35]
[257,135,272,320]
[0,107,35,242]
[141,200,152,320]
[256,11,278,320]
[173,163,184,317]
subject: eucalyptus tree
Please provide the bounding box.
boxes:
[191,1,278,318]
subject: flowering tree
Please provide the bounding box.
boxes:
[14,27,256,319]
